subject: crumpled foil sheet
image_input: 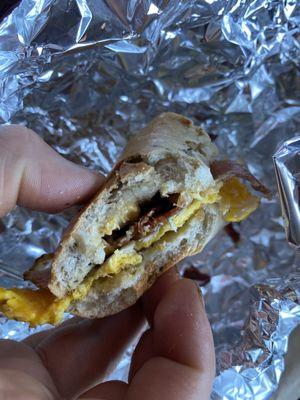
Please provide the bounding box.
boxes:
[0,1,300,399]
[273,137,300,249]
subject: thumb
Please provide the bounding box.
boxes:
[0,125,104,217]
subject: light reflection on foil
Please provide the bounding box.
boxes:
[0,1,300,399]
[273,137,300,249]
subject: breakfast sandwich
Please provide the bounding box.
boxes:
[0,113,270,326]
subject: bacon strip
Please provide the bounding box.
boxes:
[210,160,272,199]
[136,206,180,235]
[24,253,53,289]
[107,203,181,250]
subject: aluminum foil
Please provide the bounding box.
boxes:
[273,137,300,249]
[0,1,300,399]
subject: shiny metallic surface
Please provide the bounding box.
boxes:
[0,1,300,399]
[273,137,300,249]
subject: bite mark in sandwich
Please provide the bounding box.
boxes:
[0,113,271,326]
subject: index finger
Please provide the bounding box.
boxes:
[0,125,103,216]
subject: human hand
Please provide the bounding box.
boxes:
[0,125,215,400]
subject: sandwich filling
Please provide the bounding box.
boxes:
[0,177,259,326]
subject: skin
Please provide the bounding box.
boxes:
[0,125,216,400]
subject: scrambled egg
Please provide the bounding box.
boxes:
[0,178,259,326]
[99,203,140,235]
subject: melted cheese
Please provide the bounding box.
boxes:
[0,250,142,326]
[0,178,259,326]
[0,288,71,326]
[220,177,259,222]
